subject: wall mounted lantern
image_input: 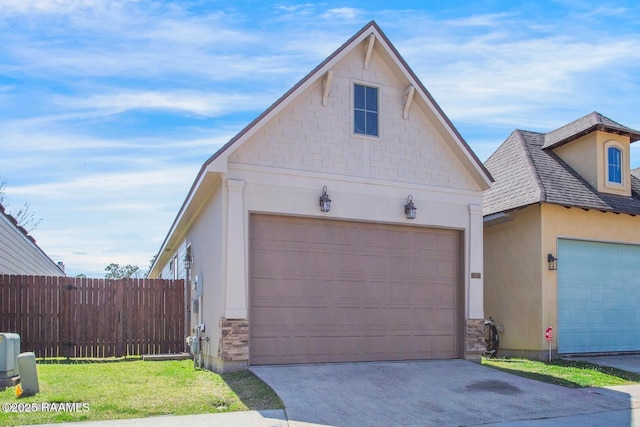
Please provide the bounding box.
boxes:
[184,253,193,271]
[405,195,417,219]
[319,186,331,213]
[547,253,558,271]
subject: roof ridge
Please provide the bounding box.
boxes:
[516,128,544,135]
[515,130,547,202]
[543,111,640,149]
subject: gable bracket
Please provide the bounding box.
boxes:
[322,70,334,107]
[403,85,415,120]
[364,33,375,70]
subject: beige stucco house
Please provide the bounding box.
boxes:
[0,203,65,276]
[483,112,640,359]
[149,21,492,372]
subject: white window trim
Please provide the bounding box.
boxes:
[171,254,178,280]
[351,80,381,140]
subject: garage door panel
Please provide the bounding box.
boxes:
[251,338,278,364]
[432,336,457,358]
[412,259,437,277]
[558,239,640,354]
[250,215,461,364]
[389,335,413,356]
[436,308,456,327]
[435,233,455,250]
[436,258,457,279]
[411,308,437,326]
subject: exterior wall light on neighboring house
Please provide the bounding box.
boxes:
[547,253,558,271]
[184,253,193,271]
[319,186,331,212]
[405,195,417,219]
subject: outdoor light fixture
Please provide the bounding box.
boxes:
[404,195,417,219]
[184,253,193,271]
[319,186,331,213]
[547,253,558,271]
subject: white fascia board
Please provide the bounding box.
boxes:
[483,212,514,226]
[150,169,218,275]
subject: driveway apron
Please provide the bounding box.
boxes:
[251,360,631,426]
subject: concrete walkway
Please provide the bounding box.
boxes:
[20,410,288,427]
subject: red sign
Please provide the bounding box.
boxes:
[545,326,553,342]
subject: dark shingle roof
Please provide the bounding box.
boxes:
[543,111,640,149]
[484,113,640,216]
[483,131,543,215]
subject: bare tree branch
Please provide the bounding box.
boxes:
[0,175,43,233]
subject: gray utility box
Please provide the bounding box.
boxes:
[0,333,21,378]
[17,352,38,395]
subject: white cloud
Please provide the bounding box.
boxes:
[0,0,106,15]
[54,90,271,117]
[10,167,196,199]
[0,122,233,152]
[444,12,516,27]
[35,226,158,277]
[321,7,361,20]
[274,3,318,18]
[7,165,201,276]
[276,4,315,13]
[581,6,630,18]
[398,14,640,128]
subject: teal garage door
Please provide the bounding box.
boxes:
[558,239,640,354]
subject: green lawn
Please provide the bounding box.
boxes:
[0,358,283,426]
[483,358,640,388]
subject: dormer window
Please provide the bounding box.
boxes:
[607,146,622,184]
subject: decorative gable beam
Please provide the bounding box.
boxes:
[364,33,375,70]
[322,70,334,107]
[403,85,415,120]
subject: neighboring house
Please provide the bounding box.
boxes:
[0,203,65,276]
[149,21,492,372]
[483,112,640,359]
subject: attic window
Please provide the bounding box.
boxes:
[607,146,622,184]
[354,84,378,136]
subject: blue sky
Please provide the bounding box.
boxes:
[1,0,639,277]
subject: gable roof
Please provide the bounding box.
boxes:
[150,21,493,274]
[484,113,640,217]
[543,111,640,149]
[202,20,492,181]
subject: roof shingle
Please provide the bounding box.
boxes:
[484,112,640,216]
[543,111,640,149]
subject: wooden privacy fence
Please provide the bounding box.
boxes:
[0,275,185,358]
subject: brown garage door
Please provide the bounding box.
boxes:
[250,214,462,365]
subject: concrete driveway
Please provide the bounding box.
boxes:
[251,360,635,426]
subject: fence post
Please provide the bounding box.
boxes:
[59,278,77,359]
[114,279,125,357]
